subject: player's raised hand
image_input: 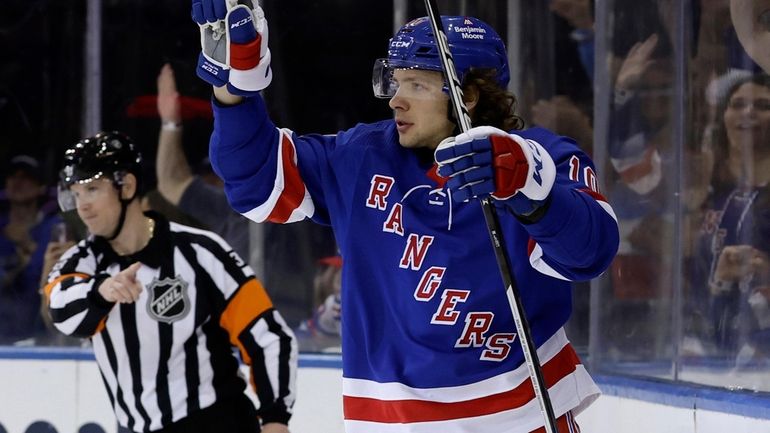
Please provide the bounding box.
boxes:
[98,262,144,304]
[192,0,230,87]
[191,0,271,95]
[191,0,227,25]
[224,1,272,96]
[435,126,556,216]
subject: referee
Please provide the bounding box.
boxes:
[44,131,297,433]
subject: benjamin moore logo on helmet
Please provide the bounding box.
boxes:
[375,15,511,94]
[451,20,487,41]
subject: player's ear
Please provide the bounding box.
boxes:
[463,84,479,112]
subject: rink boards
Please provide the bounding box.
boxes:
[0,348,767,433]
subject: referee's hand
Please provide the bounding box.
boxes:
[99,262,144,304]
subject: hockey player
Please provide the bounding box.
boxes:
[192,2,619,432]
[44,131,296,433]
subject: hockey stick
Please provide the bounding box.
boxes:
[422,2,559,432]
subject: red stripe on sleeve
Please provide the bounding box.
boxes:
[267,133,307,223]
[578,188,609,203]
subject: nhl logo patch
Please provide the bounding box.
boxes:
[146,276,190,323]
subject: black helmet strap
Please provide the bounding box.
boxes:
[106,199,130,241]
[105,173,138,241]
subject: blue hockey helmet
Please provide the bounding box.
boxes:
[373,16,510,98]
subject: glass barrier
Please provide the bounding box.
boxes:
[1,0,769,398]
[590,0,770,393]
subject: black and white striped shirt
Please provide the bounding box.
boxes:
[45,212,297,432]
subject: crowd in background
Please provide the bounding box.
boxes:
[535,0,770,382]
[0,62,339,351]
[2,0,770,393]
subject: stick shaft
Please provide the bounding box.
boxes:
[421,2,559,431]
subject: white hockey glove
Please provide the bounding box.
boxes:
[191,0,272,95]
[435,126,556,216]
[192,0,230,87]
[225,1,272,96]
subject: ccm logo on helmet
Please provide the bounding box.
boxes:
[391,40,412,48]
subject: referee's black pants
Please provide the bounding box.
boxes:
[148,394,261,433]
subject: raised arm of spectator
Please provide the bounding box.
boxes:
[156,63,193,205]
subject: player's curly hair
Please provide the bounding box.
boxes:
[463,68,525,132]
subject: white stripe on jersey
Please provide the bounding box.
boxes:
[343,398,543,433]
[243,128,315,223]
[527,192,616,282]
[528,243,571,281]
[596,199,618,222]
[344,372,597,433]
[48,275,91,309]
[191,243,241,299]
[341,328,599,433]
[250,311,299,411]
[343,328,570,401]
[195,323,218,414]
[56,310,88,336]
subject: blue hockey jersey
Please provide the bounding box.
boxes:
[210,96,619,433]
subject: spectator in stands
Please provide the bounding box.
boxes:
[154,63,252,260]
[155,63,337,328]
[709,187,770,372]
[603,33,677,359]
[294,255,342,353]
[549,0,595,80]
[604,28,714,359]
[691,73,770,359]
[0,155,61,344]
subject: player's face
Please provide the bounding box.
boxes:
[70,178,122,237]
[388,69,456,150]
[724,82,770,160]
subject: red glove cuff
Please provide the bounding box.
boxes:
[490,135,529,199]
[230,34,262,70]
